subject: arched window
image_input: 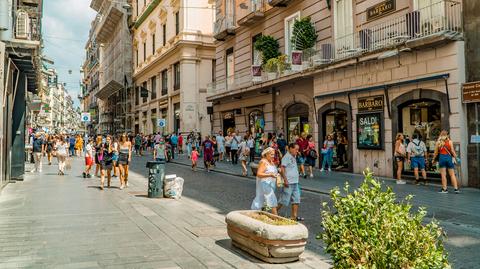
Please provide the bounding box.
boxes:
[15,10,30,39]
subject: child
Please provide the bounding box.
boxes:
[191,146,199,171]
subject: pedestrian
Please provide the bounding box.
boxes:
[320,134,335,172]
[433,130,460,194]
[277,133,287,157]
[153,137,167,161]
[75,134,84,157]
[55,135,69,175]
[98,136,113,190]
[296,132,308,176]
[278,143,304,221]
[31,132,45,173]
[247,134,255,163]
[407,133,428,185]
[68,135,76,157]
[178,134,183,154]
[202,135,214,172]
[83,138,94,178]
[134,134,142,156]
[336,133,348,169]
[46,135,54,165]
[111,136,119,178]
[191,146,199,171]
[212,136,219,164]
[238,135,250,176]
[230,132,240,165]
[394,133,407,184]
[118,134,132,190]
[225,132,232,162]
[251,147,279,215]
[94,136,103,177]
[305,135,317,178]
[187,132,193,158]
[216,131,225,162]
[170,133,178,159]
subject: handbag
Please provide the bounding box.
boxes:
[321,147,329,155]
[275,174,284,188]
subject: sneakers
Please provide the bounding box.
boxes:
[310,174,314,178]
[454,189,460,194]
[82,172,86,178]
[320,168,324,172]
[328,168,331,172]
[396,180,407,185]
[438,188,448,194]
[87,174,92,178]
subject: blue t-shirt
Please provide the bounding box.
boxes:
[170,135,178,145]
[69,137,76,147]
[33,138,44,153]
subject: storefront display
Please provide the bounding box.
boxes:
[357,112,383,149]
[286,103,309,143]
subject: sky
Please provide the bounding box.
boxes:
[42,0,96,108]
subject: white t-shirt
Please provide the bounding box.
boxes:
[216,136,225,147]
[86,144,94,158]
[281,152,299,184]
[407,139,427,157]
[56,142,68,156]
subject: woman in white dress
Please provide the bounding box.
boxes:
[55,135,69,175]
[251,147,279,215]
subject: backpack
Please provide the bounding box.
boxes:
[309,149,318,159]
[411,141,424,157]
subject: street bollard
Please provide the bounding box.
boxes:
[146,159,166,198]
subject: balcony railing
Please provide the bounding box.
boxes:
[213,14,236,40]
[237,0,266,26]
[208,0,462,98]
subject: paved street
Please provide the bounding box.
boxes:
[1,153,480,268]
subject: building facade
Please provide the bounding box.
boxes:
[209,0,470,185]
[131,0,215,136]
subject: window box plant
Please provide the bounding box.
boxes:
[291,17,318,71]
[226,210,308,263]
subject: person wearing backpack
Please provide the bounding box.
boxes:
[407,133,428,185]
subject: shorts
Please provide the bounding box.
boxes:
[410,156,426,170]
[305,156,316,167]
[218,145,225,153]
[85,156,93,166]
[439,154,454,169]
[296,155,305,165]
[134,145,140,150]
[118,153,129,165]
[226,146,231,154]
[101,161,113,170]
[111,154,119,162]
[395,156,405,162]
[279,183,301,206]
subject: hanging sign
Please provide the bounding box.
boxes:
[358,95,384,112]
[81,112,91,122]
[462,81,480,103]
[367,0,396,21]
[157,119,166,128]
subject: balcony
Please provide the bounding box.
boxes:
[13,6,41,44]
[237,0,266,27]
[208,0,462,99]
[96,4,124,43]
[213,15,236,41]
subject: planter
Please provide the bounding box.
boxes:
[267,72,277,80]
[249,162,259,176]
[226,210,308,263]
[291,50,303,71]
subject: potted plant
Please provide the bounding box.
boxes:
[254,35,280,64]
[291,17,318,71]
[264,58,278,80]
[226,210,308,263]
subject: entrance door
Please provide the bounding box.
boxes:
[323,109,350,170]
[223,111,236,134]
[398,99,442,178]
[286,103,309,143]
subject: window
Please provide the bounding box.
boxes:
[212,59,216,82]
[334,0,353,51]
[136,0,139,16]
[252,34,262,65]
[143,42,146,61]
[284,12,301,60]
[173,63,180,90]
[161,70,168,95]
[175,12,180,35]
[142,81,147,103]
[151,76,157,100]
[135,49,139,66]
[152,34,155,54]
[162,24,166,46]
[135,85,139,105]
[226,48,234,88]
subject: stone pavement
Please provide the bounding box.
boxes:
[0,157,330,269]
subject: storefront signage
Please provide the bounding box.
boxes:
[358,95,384,112]
[367,0,396,21]
[357,112,383,150]
[462,82,480,103]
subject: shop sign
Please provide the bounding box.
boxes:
[357,112,383,150]
[367,0,396,21]
[358,95,384,112]
[462,82,480,103]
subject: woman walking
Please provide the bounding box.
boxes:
[111,136,119,178]
[75,134,84,157]
[98,136,113,190]
[305,135,317,178]
[55,135,69,175]
[321,134,335,172]
[94,136,103,177]
[251,147,279,215]
[296,133,308,176]
[336,133,348,169]
[83,138,94,178]
[202,136,214,172]
[238,136,250,176]
[118,134,132,190]
[46,135,54,165]
[433,130,460,193]
[394,133,407,184]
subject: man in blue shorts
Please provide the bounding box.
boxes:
[407,133,428,185]
[278,143,304,221]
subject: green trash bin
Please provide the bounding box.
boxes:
[146,159,166,198]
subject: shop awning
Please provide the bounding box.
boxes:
[314,73,449,99]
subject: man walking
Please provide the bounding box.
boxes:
[278,143,304,221]
[170,133,178,159]
[407,133,428,185]
[68,135,76,156]
[32,133,45,173]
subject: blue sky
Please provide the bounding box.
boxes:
[42,0,96,108]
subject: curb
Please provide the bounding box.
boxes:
[169,160,332,196]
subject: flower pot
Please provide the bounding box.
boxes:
[251,65,262,83]
[291,50,303,71]
[267,72,277,80]
[226,210,308,263]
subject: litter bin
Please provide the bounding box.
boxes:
[146,159,166,198]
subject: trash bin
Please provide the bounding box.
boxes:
[146,159,166,198]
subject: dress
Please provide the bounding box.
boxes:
[202,139,214,163]
[251,160,278,210]
[118,143,130,165]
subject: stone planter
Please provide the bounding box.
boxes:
[267,72,277,80]
[226,210,308,263]
[249,162,259,176]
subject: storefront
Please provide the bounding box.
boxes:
[248,109,264,155]
[286,103,310,143]
[463,82,480,187]
[222,111,236,134]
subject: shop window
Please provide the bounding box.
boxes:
[223,111,236,135]
[174,103,180,133]
[357,112,383,150]
[286,103,310,143]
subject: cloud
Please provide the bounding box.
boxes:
[42,0,96,108]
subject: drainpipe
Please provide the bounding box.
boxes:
[0,0,13,41]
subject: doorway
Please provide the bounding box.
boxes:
[323,108,350,171]
[286,103,310,143]
[223,111,236,134]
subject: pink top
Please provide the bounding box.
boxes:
[191,151,199,161]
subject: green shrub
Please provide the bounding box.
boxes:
[321,169,450,269]
[254,35,280,64]
[291,17,318,51]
